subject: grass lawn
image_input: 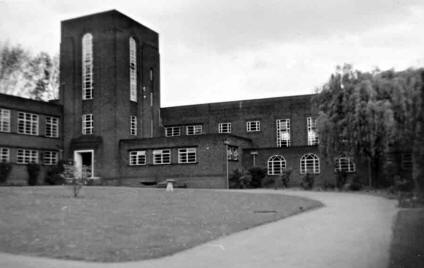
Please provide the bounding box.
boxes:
[389,208,424,268]
[0,186,321,262]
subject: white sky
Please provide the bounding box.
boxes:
[1,0,424,106]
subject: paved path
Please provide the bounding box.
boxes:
[0,190,398,268]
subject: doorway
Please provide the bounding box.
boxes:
[74,149,94,178]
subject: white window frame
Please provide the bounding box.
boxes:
[267,155,286,175]
[178,148,197,164]
[130,115,137,136]
[82,114,93,135]
[129,151,146,166]
[165,126,181,137]
[0,108,11,132]
[18,112,39,135]
[82,33,93,100]
[246,120,260,132]
[307,117,319,146]
[218,122,231,133]
[153,149,171,165]
[129,37,137,102]
[45,116,59,138]
[335,156,356,173]
[17,149,38,164]
[0,147,10,162]
[42,151,58,165]
[300,153,320,174]
[276,119,290,147]
[186,125,203,135]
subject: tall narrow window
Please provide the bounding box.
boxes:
[82,33,93,100]
[82,114,93,135]
[130,115,137,136]
[45,116,59,138]
[0,147,10,162]
[276,119,290,147]
[300,153,320,174]
[0,108,11,132]
[307,117,319,145]
[129,37,137,102]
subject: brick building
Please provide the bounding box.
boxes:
[0,10,368,187]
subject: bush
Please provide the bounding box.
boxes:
[281,168,292,188]
[261,176,275,188]
[229,169,242,189]
[44,160,65,185]
[249,167,266,188]
[336,170,348,189]
[301,172,315,190]
[27,162,41,186]
[0,162,13,183]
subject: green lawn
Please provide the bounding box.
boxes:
[389,209,424,268]
[0,187,321,262]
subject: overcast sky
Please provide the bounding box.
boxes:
[1,0,423,106]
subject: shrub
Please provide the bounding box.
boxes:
[281,168,292,188]
[249,167,266,188]
[27,162,41,186]
[335,170,348,189]
[229,169,242,189]
[261,176,275,188]
[301,172,315,190]
[0,162,13,183]
[44,160,65,185]
[239,171,252,189]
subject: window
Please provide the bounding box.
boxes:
[267,155,286,175]
[178,148,197,164]
[0,148,10,162]
[82,114,93,135]
[129,37,137,102]
[0,108,10,132]
[300,153,320,174]
[218,122,231,133]
[227,146,239,161]
[18,112,39,135]
[82,33,93,100]
[45,116,59,137]
[186,125,203,135]
[149,68,153,81]
[150,92,153,107]
[153,149,171,165]
[17,149,38,164]
[307,117,319,145]
[335,157,356,173]
[165,126,181,137]
[129,151,146,166]
[276,119,290,147]
[43,151,58,165]
[401,153,413,170]
[130,116,137,136]
[247,120,260,132]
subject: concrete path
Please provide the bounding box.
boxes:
[0,190,398,268]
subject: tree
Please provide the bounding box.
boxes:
[0,42,58,101]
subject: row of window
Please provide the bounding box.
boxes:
[164,118,319,147]
[0,109,59,137]
[82,33,154,102]
[0,147,58,165]
[129,148,197,166]
[267,154,356,176]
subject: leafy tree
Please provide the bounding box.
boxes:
[0,42,58,101]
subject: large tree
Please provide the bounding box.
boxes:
[315,65,424,193]
[0,42,58,101]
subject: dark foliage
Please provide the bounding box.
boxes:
[0,162,12,183]
[27,162,40,186]
[301,173,315,190]
[229,169,243,189]
[336,170,348,189]
[249,167,266,188]
[44,160,65,185]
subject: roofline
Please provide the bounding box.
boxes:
[61,9,158,35]
[0,93,62,107]
[161,93,316,109]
